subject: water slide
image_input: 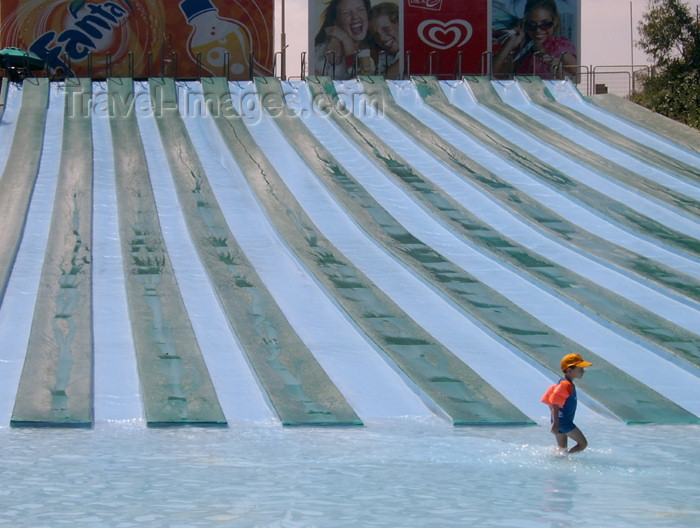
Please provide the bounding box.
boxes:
[296,77,700,422]
[0,76,698,428]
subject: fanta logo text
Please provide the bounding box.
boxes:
[407,0,443,11]
[417,19,472,50]
[29,2,129,73]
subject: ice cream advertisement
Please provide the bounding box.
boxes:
[404,0,488,76]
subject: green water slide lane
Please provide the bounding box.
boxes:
[517,77,700,184]
[107,78,226,427]
[300,76,700,373]
[0,79,49,306]
[434,77,700,219]
[364,76,700,303]
[208,76,532,426]
[149,77,361,427]
[11,79,94,427]
[585,93,700,157]
[413,76,700,257]
[260,76,698,425]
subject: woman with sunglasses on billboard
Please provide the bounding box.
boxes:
[492,0,577,79]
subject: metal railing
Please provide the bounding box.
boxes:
[2,48,653,98]
[589,65,651,97]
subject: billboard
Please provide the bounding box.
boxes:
[404,0,488,77]
[492,0,580,79]
[0,0,274,79]
[308,1,501,79]
[310,0,403,80]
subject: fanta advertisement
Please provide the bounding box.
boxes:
[0,0,274,79]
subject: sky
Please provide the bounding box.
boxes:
[274,0,700,78]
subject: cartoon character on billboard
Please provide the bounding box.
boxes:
[492,0,577,79]
[0,0,273,79]
[179,0,252,77]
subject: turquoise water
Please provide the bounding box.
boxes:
[2,419,699,527]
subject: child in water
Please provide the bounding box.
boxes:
[542,353,592,454]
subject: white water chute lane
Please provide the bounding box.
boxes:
[384,80,700,317]
[324,81,699,334]
[490,81,700,242]
[281,79,700,419]
[583,88,700,158]
[432,80,698,278]
[225,79,534,426]
[324,80,700,371]
[245,78,700,424]
[440,80,700,225]
[131,81,275,424]
[399,81,700,248]
[544,80,700,172]
[0,77,697,430]
[144,78,364,427]
[90,81,143,423]
[177,80,435,423]
[514,78,700,186]
[437,80,700,286]
[275,81,577,421]
[104,79,227,427]
[233,81,555,422]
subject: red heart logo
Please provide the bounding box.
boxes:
[417,19,473,50]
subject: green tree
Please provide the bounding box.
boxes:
[631,0,700,129]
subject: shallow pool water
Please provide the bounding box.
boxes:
[2,418,698,528]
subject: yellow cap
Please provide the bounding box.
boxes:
[561,353,593,371]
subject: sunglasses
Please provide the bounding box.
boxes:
[525,20,554,32]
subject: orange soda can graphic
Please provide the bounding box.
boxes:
[0,0,273,79]
[0,0,165,77]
